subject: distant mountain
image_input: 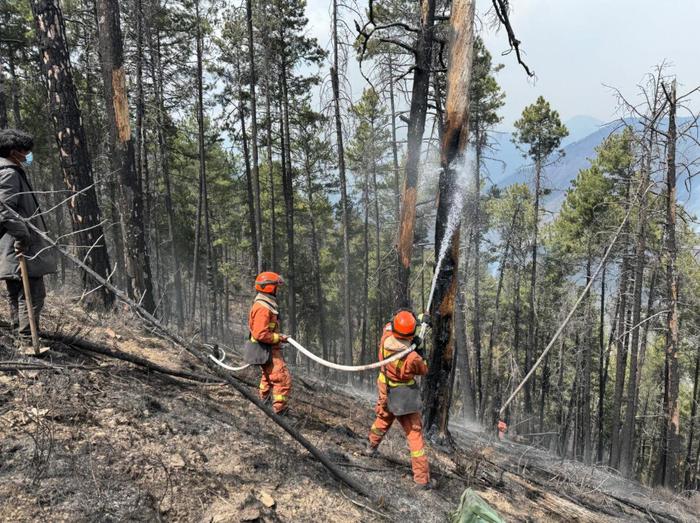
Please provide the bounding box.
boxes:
[482,116,699,219]
[561,115,605,146]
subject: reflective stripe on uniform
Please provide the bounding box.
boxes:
[272,333,280,344]
[273,394,287,402]
[410,448,425,458]
[370,424,385,436]
[268,322,277,329]
[378,373,415,387]
[259,383,268,390]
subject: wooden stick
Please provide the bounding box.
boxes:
[18,255,40,355]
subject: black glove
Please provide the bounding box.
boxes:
[415,347,426,359]
[413,335,423,349]
[417,313,432,328]
[14,238,28,255]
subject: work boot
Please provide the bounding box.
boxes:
[415,480,436,491]
[361,443,378,458]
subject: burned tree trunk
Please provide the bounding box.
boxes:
[246,0,262,272]
[31,0,114,310]
[0,62,7,128]
[331,0,352,367]
[96,0,155,313]
[395,0,437,307]
[423,0,475,443]
[656,79,682,489]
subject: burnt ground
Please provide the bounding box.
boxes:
[1,294,698,522]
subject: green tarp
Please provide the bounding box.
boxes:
[450,489,505,523]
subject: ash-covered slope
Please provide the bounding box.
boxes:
[1,294,697,522]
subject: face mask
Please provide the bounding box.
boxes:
[23,152,33,167]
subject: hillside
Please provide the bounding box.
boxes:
[1,293,698,522]
[484,117,700,218]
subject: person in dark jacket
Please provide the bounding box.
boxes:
[0,129,57,341]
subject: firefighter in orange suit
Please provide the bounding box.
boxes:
[249,272,292,414]
[363,309,433,489]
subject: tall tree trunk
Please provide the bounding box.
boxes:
[95,0,155,312]
[147,9,184,326]
[472,134,483,416]
[8,52,21,127]
[596,264,609,463]
[685,343,700,489]
[582,248,593,464]
[361,167,370,373]
[525,156,541,425]
[656,80,681,489]
[263,58,277,271]
[245,0,262,272]
[331,0,352,366]
[609,239,633,468]
[387,52,400,223]
[0,61,7,128]
[279,71,296,338]
[395,0,437,307]
[239,93,258,271]
[304,156,329,370]
[620,215,648,475]
[484,204,519,424]
[31,0,114,309]
[423,0,475,443]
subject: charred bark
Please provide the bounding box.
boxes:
[31,0,114,309]
[423,0,475,443]
[95,0,155,313]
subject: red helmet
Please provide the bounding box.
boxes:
[255,271,284,294]
[391,309,417,340]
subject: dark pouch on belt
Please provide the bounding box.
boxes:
[387,383,422,416]
[243,337,272,365]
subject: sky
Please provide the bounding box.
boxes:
[305,0,700,129]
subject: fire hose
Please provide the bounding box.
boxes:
[208,322,430,373]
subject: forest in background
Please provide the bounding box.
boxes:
[1,0,699,494]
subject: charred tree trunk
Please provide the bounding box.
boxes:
[246,0,262,272]
[0,62,7,128]
[525,156,541,426]
[304,156,329,370]
[423,0,475,443]
[387,52,401,223]
[472,137,483,415]
[656,80,681,489]
[95,0,155,312]
[147,13,184,327]
[484,204,519,423]
[279,70,296,338]
[239,93,258,273]
[331,0,352,367]
[8,52,21,127]
[395,0,437,307]
[31,0,114,310]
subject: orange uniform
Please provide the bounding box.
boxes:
[368,323,430,485]
[248,293,292,413]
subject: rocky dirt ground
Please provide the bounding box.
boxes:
[1,294,698,522]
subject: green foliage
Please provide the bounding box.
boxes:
[513,96,569,164]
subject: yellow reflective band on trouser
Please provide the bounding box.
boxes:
[272,333,280,344]
[273,394,287,402]
[370,425,385,436]
[259,384,268,390]
[410,448,425,458]
[378,373,416,387]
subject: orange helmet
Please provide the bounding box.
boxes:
[391,309,417,339]
[255,271,284,294]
